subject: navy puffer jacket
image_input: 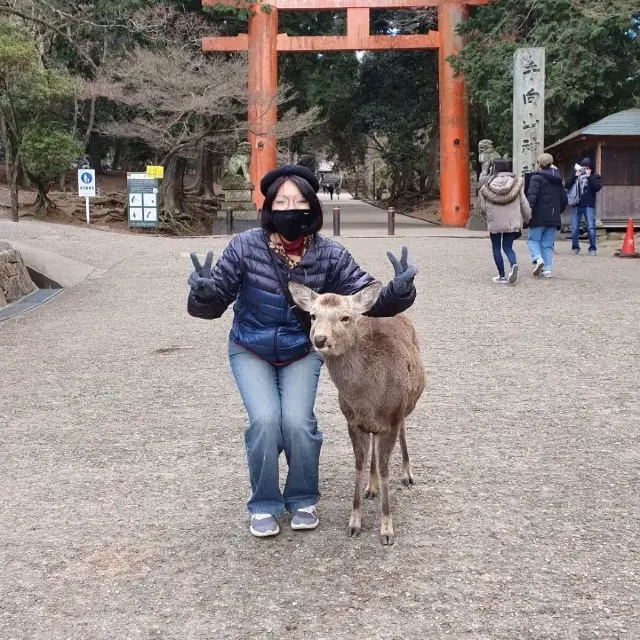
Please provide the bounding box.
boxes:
[188,228,416,364]
[527,167,569,228]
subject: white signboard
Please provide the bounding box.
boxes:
[78,169,96,197]
[513,48,545,175]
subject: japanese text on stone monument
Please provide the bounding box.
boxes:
[513,48,545,175]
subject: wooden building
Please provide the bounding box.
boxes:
[546,109,640,227]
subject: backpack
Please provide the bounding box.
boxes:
[567,180,580,207]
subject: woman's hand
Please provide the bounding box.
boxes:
[189,251,216,301]
[386,246,417,296]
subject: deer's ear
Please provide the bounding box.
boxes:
[288,282,317,312]
[352,281,383,314]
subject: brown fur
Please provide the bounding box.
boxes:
[317,295,342,308]
[289,281,426,546]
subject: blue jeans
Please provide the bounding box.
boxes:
[571,206,597,253]
[527,226,557,272]
[490,232,518,277]
[228,342,324,516]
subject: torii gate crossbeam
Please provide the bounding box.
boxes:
[202,0,488,226]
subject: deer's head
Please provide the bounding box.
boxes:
[289,282,383,356]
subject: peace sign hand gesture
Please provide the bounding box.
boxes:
[188,251,217,301]
[386,246,418,296]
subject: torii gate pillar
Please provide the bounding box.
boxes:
[438,1,470,227]
[248,4,278,202]
[204,0,479,226]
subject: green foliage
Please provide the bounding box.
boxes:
[0,26,39,81]
[451,0,640,153]
[0,23,77,199]
[21,124,82,184]
[0,25,76,116]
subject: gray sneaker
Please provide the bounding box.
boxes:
[291,506,319,530]
[250,514,280,538]
[508,264,519,285]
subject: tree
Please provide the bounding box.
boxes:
[355,51,439,195]
[451,0,640,154]
[87,7,321,233]
[21,123,82,208]
[0,23,78,220]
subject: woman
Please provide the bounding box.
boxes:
[526,153,568,278]
[187,165,417,538]
[479,158,531,285]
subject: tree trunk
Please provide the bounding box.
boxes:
[60,94,81,191]
[188,147,216,199]
[16,162,30,189]
[84,97,97,155]
[161,155,187,213]
[1,115,19,222]
[9,178,19,221]
[88,134,102,173]
[112,140,122,171]
[34,182,56,214]
[201,149,215,199]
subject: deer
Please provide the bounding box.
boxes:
[289,281,426,546]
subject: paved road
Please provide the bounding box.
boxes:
[319,193,435,237]
[1,218,639,639]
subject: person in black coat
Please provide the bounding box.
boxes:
[565,157,602,255]
[526,153,569,278]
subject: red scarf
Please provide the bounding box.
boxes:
[279,235,305,254]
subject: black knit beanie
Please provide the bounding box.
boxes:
[260,164,320,196]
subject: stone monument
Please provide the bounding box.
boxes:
[513,48,545,175]
[212,142,259,234]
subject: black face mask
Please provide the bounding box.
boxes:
[271,209,313,241]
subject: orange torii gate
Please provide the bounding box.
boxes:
[202,0,488,226]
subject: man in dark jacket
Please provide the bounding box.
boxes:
[526,153,569,278]
[565,157,602,255]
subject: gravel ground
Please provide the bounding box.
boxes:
[1,229,639,640]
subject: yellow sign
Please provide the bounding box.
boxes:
[146,165,164,179]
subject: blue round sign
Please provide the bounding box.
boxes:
[80,172,93,184]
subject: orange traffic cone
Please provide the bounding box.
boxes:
[615,219,639,258]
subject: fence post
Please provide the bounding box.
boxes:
[226,207,233,235]
[388,207,395,236]
[333,206,340,236]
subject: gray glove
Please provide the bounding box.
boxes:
[387,246,417,296]
[189,251,217,302]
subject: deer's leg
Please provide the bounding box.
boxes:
[376,429,399,546]
[363,434,378,499]
[399,420,414,487]
[347,424,369,538]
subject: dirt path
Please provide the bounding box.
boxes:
[1,226,639,639]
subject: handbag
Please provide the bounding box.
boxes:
[266,246,312,335]
[567,181,580,207]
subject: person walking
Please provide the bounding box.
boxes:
[479,158,531,285]
[526,153,568,279]
[187,165,418,539]
[566,157,602,255]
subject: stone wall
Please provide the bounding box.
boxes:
[0,241,36,308]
